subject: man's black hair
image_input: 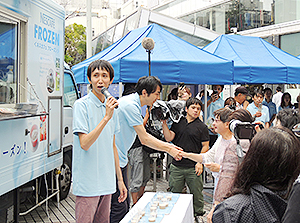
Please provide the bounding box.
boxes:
[263,87,272,94]
[185,97,202,109]
[252,89,264,98]
[135,76,162,96]
[213,85,224,90]
[87,60,114,83]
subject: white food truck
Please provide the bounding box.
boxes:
[0,0,79,222]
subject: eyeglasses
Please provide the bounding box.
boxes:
[212,118,222,123]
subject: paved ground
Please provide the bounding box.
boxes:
[19,177,213,223]
[19,164,214,223]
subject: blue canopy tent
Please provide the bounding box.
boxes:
[72,24,233,85]
[203,34,300,84]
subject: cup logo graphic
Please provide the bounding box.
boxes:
[30,124,39,151]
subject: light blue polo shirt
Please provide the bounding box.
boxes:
[247,102,270,124]
[72,91,120,196]
[262,99,277,122]
[115,93,143,168]
[207,97,224,120]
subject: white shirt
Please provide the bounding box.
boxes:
[272,91,283,112]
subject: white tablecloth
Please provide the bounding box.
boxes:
[120,192,194,223]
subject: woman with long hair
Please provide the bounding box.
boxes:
[212,127,300,222]
[278,92,294,111]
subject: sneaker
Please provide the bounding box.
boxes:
[194,215,204,223]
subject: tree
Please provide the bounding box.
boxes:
[65,23,86,66]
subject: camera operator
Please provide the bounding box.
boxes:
[162,97,209,222]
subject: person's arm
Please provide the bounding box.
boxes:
[113,136,127,203]
[182,136,219,163]
[194,139,210,175]
[269,113,276,124]
[207,201,221,223]
[143,107,150,127]
[181,151,203,163]
[207,97,213,107]
[201,141,209,153]
[243,100,250,109]
[161,120,175,142]
[78,96,118,151]
[133,124,181,160]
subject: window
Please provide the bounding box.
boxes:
[64,71,78,107]
[0,16,18,104]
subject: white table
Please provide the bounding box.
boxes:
[120,192,194,223]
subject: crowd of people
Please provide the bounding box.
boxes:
[72,59,300,223]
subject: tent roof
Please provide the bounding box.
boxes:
[203,34,300,84]
[72,24,233,85]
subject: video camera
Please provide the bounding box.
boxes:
[229,120,262,140]
[151,106,170,121]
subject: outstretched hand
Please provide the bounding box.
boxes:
[169,145,183,161]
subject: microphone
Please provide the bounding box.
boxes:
[100,87,118,108]
[142,37,155,51]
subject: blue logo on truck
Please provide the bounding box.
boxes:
[34,13,59,46]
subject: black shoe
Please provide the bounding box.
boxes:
[196,211,206,216]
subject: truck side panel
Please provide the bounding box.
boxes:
[0,0,65,197]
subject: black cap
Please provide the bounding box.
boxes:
[235,86,250,96]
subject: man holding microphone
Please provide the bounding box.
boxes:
[72,60,127,223]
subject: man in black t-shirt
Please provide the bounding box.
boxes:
[162,97,209,218]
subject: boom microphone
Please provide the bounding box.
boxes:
[100,87,118,108]
[142,37,155,51]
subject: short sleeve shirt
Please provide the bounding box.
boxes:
[247,102,270,124]
[262,99,277,122]
[171,117,209,168]
[207,97,224,120]
[72,91,120,196]
[115,93,143,168]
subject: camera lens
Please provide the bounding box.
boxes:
[292,123,300,137]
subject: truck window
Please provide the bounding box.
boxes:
[64,71,78,107]
[0,17,18,104]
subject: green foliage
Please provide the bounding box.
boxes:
[64,23,86,66]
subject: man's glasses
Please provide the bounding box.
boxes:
[212,118,222,123]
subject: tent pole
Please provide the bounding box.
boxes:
[119,82,123,98]
[148,50,151,76]
[204,84,208,123]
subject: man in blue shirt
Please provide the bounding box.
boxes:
[262,88,277,126]
[110,76,182,223]
[207,85,224,120]
[72,60,127,223]
[247,89,270,128]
